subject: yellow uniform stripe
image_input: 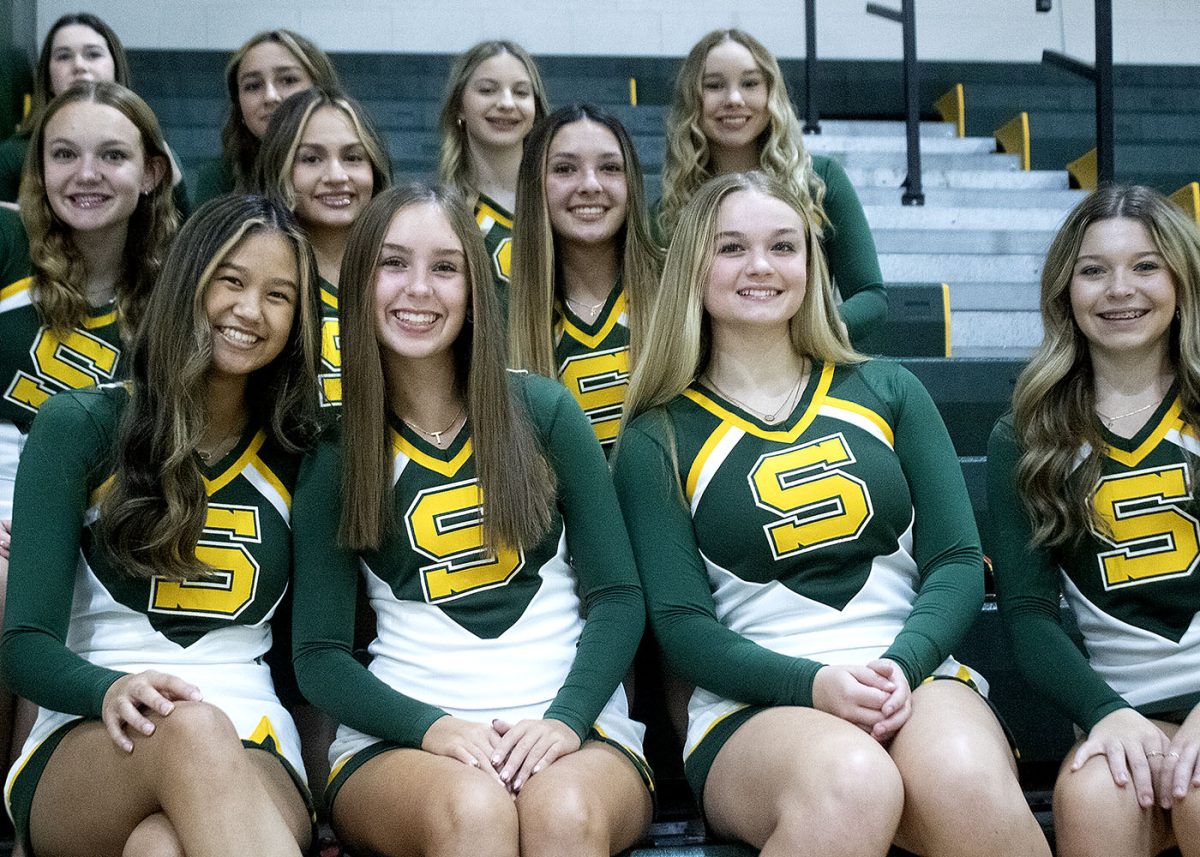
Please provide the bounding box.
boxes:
[320,288,338,310]
[822,396,895,447]
[392,430,473,478]
[0,277,32,302]
[1107,398,1183,468]
[686,422,733,502]
[475,200,513,229]
[683,363,835,443]
[204,431,266,495]
[560,292,627,349]
[250,455,292,509]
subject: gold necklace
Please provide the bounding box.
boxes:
[197,423,244,464]
[1095,399,1159,427]
[565,295,606,319]
[703,364,807,425]
[403,405,466,448]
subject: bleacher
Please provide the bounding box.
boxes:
[0,40,1196,857]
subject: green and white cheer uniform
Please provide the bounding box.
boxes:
[615,359,984,796]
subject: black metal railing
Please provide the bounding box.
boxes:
[866,0,924,205]
[803,0,820,133]
[1042,0,1115,184]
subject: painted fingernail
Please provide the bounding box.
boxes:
[161,703,173,714]
[491,754,500,764]
[141,723,154,735]
[533,763,543,774]
[514,778,523,790]
[501,768,511,780]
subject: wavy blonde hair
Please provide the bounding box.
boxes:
[509,104,664,377]
[1013,184,1200,548]
[19,81,177,339]
[659,29,825,242]
[622,171,860,441]
[437,41,550,204]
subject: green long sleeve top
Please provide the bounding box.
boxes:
[292,371,645,746]
[0,386,299,716]
[987,405,1200,731]
[614,359,983,709]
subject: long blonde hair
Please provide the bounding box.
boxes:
[337,184,555,551]
[623,171,859,433]
[658,29,826,242]
[1013,184,1200,547]
[509,104,663,377]
[437,41,550,204]
[19,81,177,339]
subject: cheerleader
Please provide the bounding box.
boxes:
[438,41,549,292]
[291,184,651,857]
[1,192,320,857]
[989,185,1200,857]
[659,30,886,345]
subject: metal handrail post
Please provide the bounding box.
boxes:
[866,1,924,205]
[900,0,924,204]
[1095,0,1114,183]
[804,0,821,133]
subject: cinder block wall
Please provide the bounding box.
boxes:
[30,0,1200,65]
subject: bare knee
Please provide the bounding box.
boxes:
[428,773,517,848]
[518,778,602,848]
[137,701,244,777]
[781,735,903,833]
[122,813,183,857]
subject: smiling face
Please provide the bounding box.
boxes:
[704,189,807,339]
[1070,216,1178,368]
[290,105,375,233]
[47,24,117,96]
[544,119,628,251]
[699,39,770,163]
[459,51,536,152]
[204,229,299,383]
[374,203,470,374]
[42,99,160,237]
[237,40,314,139]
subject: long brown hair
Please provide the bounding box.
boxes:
[252,87,392,211]
[1013,184,1200,547]
[19,81,177,339]
[17,12,131,136]
[509,103,663,377]
[337,184,554,551]
[221,30,341,190]
[101,194,320,581]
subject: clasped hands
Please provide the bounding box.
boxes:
[421,715,582,793]
[813,658,912,743]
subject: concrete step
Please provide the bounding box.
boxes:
[881,253,1043,282]
[844,167,1070,190]
[804,134,997,155]
[807,119,957,138]
[951,310,1043,350]
[863,205,1071,231]
[947,282,1041,312]
[806,150,1021,172]
[873,229,1055,255]
[856,186,1086,209]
